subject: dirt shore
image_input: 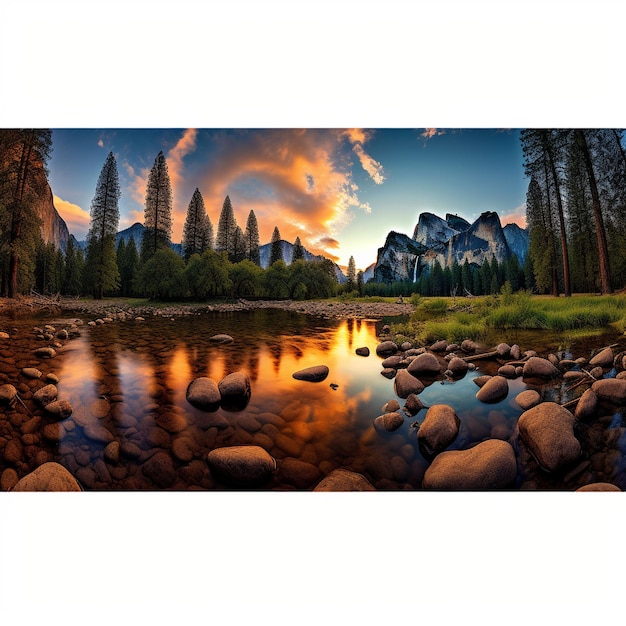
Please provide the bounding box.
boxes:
[0,296,415,321]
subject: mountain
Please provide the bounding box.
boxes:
[30,167,70,252]
[373,211,528,283]
[503,223,529,264]
[373,231,427,283]
[259,240,347,283]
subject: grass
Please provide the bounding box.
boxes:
[390,291,626,345]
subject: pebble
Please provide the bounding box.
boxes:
[207,445,276,486]
[292,365,329,382]
[476,376,509,403]
[186,377,221,410]
[142,452,177,488]
[515,390,541,411]
[12,462,82,491]
[393,369,425,398]
[313,469,376,491]
[417,404,460,454]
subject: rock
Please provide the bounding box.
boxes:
[172,437,195,463]
[0,383,17,405]
[497,365,517,379]
[496,343,511,357]
[591,379,626,404]
[404,393,425,415]
[142,452,177,488]
[429,340,448,352]
[393,369,425,398]
[313,469,376,491]
[83,424,115,444]
[279,459,322,489]
[407,353,441,377]
[476,376,509,403]
[33,384,58,407]
[56,329,68,340]
[207,445,276,486]
[461,339,478,353]
[46,373,59,384]
[515,390,541,411]
[381,368,396,379]
[42,423,65,442]
[209,333,234,344]
[11,462,82,491]
[34,347,56,358]
[104,441,121,464]
[21,367,42,379]
[523,357,561,379]
[292,365,329,383]
[21,415,41,434]
[186,377,221,410]
[422,439,517,490]
[121,442,142,459]
[374,412,404,433]
[417,404,460,454]
[381,399,400,414]
[589,347,614,368]
[155,412,188,433]
[447,357,468,377]
[400,342,413,351]
[518,402,581,472]
[90,398,111,419]
[576,482,621,492]
[375,341,398,357]
[575,388,598,420]
[4,439,23,464]
[589,366,604,379]
[381,355,404,368]
[355,347,370,357]
[44,399,73,420]
[472,375,492,388]
[510,344,521,360]
[1,468,19,491]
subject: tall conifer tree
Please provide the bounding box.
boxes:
[142,150,172,262]
[244,209,261,265]
[84,152,121,298]
[182,188,212,260]
[215,195,237,260]
[269,226,283,265]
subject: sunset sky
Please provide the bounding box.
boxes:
[48,128,527,271]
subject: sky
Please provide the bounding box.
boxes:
[48,128,528,271]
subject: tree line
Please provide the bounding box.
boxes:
[0,134,343,300]
[521,129,626,295]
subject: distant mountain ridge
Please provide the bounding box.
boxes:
[373,210,528,283]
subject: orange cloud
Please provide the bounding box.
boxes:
[501,204,527,229]
[352,142,385,184]
[421,128,446,141]
[194,129,376,259]
[53,195,90,238]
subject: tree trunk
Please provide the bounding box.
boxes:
[544,136,571,296]
[542,158,560,297]
[575,130,612,294]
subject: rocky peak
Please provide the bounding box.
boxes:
[445,213,470,232]
[503,223,529,264]
[412,212,459,248]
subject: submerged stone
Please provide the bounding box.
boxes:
[476,375,508,403]
[186,377,221,410]
[313,469,376,491]
[417,404,460,454]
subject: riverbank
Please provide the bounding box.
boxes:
[0,296,416,321]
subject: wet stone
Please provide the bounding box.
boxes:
[76,467,97,489]
[172,437,195,463]
[186,377,221,410]
[104,441,121,464]
[589,347,614,368]
[155,412,188,433]
[592,379,626,404]
[518,402,581,472]
[394,369,424,398]
[121,442,142,459]
[417,404,460,454]
[44,399,73,420]
[422,439,517,490]
[382,355,404,369]
[376,341,398,357]
[292,365,329,383]
[515,390,541,411]
[0,384,18,406]
[374,412,404,433]
[75,448,91,467]
[218,372,252,405]
[382,399,401,413]
[523,357,561,379]
[207,445,277,486]
[279,459,322,489]
[142,452,177,488]
[34,347,56,359]
[12,462,82,492]
[404,393,424,416]
[33,384,58,407]
[209,334,234,344]
[21,367,42,379]
[430,340,448,352]
[447,357,469,377]
[90,398,111,419]
[476,376,509,403]
[497,365,517,379]
[43,424,66,443]
[83,424,115,444]
[1,468,19,491]
[576,482,621,492]
[275,433,304,457]
[20,415,42,434]
[407,353,441,377]
[355,347,370,357]
[575,388,598,420]
[4,439,23,464]
[381,368,396,379]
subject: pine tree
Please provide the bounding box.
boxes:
[63,237,83,296]
[142,150,172,262]
[244,210,261,265]
[215,195,237,261]
[0,129,52,297]
[232,225,246,263]
[346,255,356,291]
[269,226,283,265]
[292,236,305,263]
[182,188,212,261]
[84,152,121,299]
[122,236,140,297]
[357,270,364,296]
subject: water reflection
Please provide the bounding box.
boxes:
[36,309,626,490]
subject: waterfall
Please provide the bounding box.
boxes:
[413,256,418,282]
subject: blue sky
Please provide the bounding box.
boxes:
[48,128,527,270]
